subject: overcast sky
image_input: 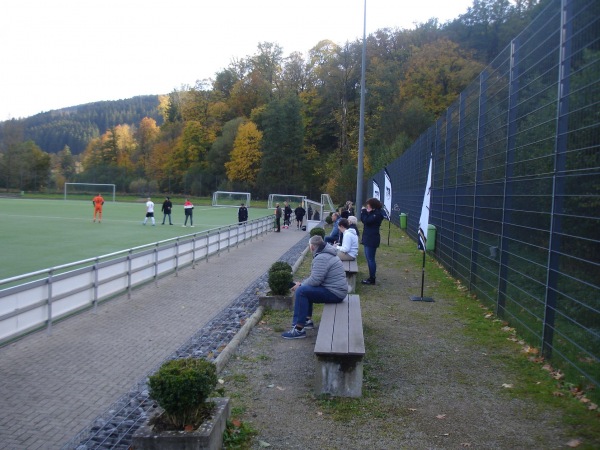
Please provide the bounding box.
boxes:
[0,0,475,120]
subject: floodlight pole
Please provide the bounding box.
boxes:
[356,0,367,210]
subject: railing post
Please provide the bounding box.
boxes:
[127,250,133,299]
[93,258,99,313]
[175,238,180,277]
[46,269,54,336]
[154,244,159,286]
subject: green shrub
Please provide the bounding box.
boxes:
[325,214,333,225]
[148,357,218,429]
[268,261,292,275]
[268,261,293,295]
[310,227,326,238]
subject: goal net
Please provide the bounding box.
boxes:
[267,194,306,209]
[64,183,116,202]
[304,198,324,223]
[212,191,251,207]
[321,194,336,214]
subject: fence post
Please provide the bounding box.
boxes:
[46,269,54,336]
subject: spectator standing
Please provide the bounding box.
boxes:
[274,203,282,232]
[294,203,306,230]
[92,193,104,223]
[183,198,194,227]
[360,197,385,285]
[142,197,156,226]
[238,203,248,224]
[282,235,348,339]
[324,212,340,244]
[307,205,313,220]
[161,196,173,225]
[335,218,358,261]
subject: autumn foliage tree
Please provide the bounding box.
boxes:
[225,121,262,188]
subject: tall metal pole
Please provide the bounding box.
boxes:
[356,0,367,209]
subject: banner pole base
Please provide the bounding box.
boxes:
[410,295,435,302]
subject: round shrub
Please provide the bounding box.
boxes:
[268,261,292,276]
[325,214,333,225]
[310,227,325,238]
[268,261,293,296]
[148,357,218,429]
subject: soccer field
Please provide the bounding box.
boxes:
[0,198,272,280]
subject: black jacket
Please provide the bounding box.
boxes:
[360,208,384,248]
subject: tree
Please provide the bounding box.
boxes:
[255,95,304,195]
[225,121,262,187]
[401,38,484,116]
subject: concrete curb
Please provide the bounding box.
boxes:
[215,243,309,374]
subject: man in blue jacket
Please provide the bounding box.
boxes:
[324,212,341,244]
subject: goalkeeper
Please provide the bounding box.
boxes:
[92,193,105,223]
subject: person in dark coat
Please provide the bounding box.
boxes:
[238,203,248,224]
[360,198,385,285]
[294,203,306,230]
[161,196,173,225]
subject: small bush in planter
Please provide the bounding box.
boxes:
[148,357,218,430]
[310,227,325,238]
[268,261,293,296]
[325,214,333,225]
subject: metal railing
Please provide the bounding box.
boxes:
[0,217,272,346]
[373,0,599,391]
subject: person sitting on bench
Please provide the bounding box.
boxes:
[335,218,358,261]
[282,235,348,339]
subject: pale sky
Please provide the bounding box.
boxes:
[0,0,474,120]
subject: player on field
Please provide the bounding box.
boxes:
[142,197,156,226]
[92,193,104,223]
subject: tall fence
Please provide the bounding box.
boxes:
[373,0,599,390]
[0,217,272,346]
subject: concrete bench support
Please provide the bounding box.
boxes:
[342,260,359,293]
[314,294,364,397]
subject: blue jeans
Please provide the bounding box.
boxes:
[293,284,344,327]
[363,245,378,279]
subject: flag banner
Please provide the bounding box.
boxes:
[384,168,392,220]
[372,179,381,201]
[417,157,432,251]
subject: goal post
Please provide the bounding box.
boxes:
[321,194,336,214]
[212,191,251,207]
[267,194,307,209]
[64,183,116,202]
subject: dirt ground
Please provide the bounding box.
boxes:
[220,231,586,450]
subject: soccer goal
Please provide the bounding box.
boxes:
[321,194,336,214]
[212,191,251,207]
[267,194,307,209]
[64,183,116,202]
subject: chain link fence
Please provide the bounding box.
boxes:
[373,0,599,392]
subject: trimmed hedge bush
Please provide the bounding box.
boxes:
[268,261,293,295]
[148,357,218,429]
[309,227,325,238]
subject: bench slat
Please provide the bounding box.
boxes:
[348,295,365,354]
[331,301,349,354]
[314,301,337,354]
[343,260,359,273]
[314,294,364,356]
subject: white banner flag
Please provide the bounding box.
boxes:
[372,179,380,201]
[418,157,432,251]
[384,169,392,219]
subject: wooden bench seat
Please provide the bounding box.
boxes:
[314,294,364,397]
[342,259,359,292]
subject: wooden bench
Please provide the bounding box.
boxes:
[342,259,359,292]
[314,294,365,397]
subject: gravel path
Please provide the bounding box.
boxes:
[220,234,575,449]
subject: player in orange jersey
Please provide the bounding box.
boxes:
[92,193,105,223]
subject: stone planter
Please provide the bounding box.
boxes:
[132,397,231,450]
[258,294,294,311]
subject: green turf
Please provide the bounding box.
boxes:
[0,198,272,280]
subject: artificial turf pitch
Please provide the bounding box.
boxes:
[0,198,272,280]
